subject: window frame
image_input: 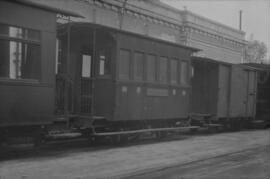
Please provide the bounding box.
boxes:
[133,51,144,81]
[158,56,168,84]
[170,58,178,85]
[0,23,42,82]
[180,60,189,85]
[97,47,112,78]
[146,54,157,83]
[118,48,131,80]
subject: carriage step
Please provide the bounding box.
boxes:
[92,126,200,136]
[251,120,266,129]
[204,124,223,127]
[46,132,82,140]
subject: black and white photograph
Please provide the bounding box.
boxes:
[0,0,269,178]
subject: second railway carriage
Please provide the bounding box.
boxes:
[246,63,270,128]
[191,57,257,129]
[0,0,81,143]
[56,22,198,133]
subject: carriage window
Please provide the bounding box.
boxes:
[0,24,40,41]
[98,49,110,76]
[146,54,156,82]
[119,49,130,80]
[0,40,40,80]
[180,61,188,85]
[134,52,143,81]
[0,24,41,80]
[159,57,168,83]
[82,55,91,78]
[170,59,177,84]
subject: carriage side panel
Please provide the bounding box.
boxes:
[114,32,193,121]
[0,2,56,127]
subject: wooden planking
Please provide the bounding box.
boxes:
[229,65,254,117]
[217,64,231,118]
[246,70,257,117]
[191,60,218,115]
[114,31,192,121]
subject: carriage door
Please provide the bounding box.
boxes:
[246,70,257,117]
[80,54,92,114]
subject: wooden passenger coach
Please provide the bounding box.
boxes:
[56,22,199,132]
[1,1,261,145]
[0,1,81,141]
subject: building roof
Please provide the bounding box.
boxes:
[10,0,84,18]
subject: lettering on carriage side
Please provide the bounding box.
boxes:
[147,88,169,97]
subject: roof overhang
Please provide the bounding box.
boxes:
[191,56,232,66]
[8,0,84,18]
[62,22,201,52]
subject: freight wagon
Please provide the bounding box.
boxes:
[191,57,257,129]
[246,63,270,128]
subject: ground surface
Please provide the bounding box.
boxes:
[0,130,269,179]
[128,145,270,179]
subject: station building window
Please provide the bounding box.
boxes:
[170,58,178,84]
[146,54,156,82]
[0,24,41,80]
[133,52,144,81]
[159,57,168,83]
[180,61,188,85]
[119,49,130,80]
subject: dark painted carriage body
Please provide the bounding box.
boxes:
[246,63,270,127]
[0,1,58,128]
[115,31,193,121]
[0,2,81,140]
[191,57,257,121]
[57,23,197,127]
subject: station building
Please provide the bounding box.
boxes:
[26,0,246,64]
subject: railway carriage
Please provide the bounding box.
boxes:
[0,0,263,146]
[0,0,80,142]
[0,0,199,144]
[191,57,257,129]
[246,63,270,128]
[56,22,199,134]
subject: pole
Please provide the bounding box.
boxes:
[91,28,96,118]
[119,0,128,29]
[239,10,242,31]
[65,18,71,116]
